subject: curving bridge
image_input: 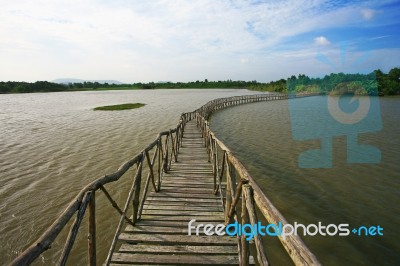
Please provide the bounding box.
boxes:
[10,93,321,266]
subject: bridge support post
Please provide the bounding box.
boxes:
[132,159,144,224]
[241,186,250,266]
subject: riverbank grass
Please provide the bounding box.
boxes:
[94,103,145,111]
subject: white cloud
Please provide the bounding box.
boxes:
[0,0,397,82]
[314,36,331,46]
[361,8,377,20]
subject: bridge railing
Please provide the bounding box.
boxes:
[11,93,320,266]
[195,93,321,266]
[10,112,194,266]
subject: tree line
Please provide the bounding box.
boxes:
[0,79,258,94]
[249,67,400,96]
[0,68,398,95]
[0,81,67,94]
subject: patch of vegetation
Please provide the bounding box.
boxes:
[94,103,145,111]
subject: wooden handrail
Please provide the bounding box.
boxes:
[10,113,189,266]
[10,93,320,266]
[196,93,321,266]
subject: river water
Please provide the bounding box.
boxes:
[1,91,398,265]
[0,89,258,265]
[210,96,400,266]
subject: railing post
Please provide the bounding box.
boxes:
[243,185,269,266]
[163,136,169,173]
[241,188,249,266]
[224,160,235,224]
[224,174,231,224]
[58,191,92,266]
[225,158,236,224]
[213,139,218,185]
[132,159,143,224]
[87,190,96,266]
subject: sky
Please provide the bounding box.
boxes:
[0,0,399,83]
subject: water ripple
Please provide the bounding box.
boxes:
[210,97,400,266]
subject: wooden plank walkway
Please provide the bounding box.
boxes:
[110,120,253,265]
[11,94,321,266]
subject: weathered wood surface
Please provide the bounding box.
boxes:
[11,93,321,266]
[197,95,321,266]
[111,253,251,265]
[110,121,253,265]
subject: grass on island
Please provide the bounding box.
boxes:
[94,103,145,111]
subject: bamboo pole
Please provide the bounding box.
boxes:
[163,135,169,173]
[214,151,226,192]
[99,185,133,226]
[58,191,91,266]
[243,185,269,266]
[105,156,144,265]
[87,190,96,266]
[228,179,246,219]
[241,188,250,266]
[132,159,144,225]
[224,158,233,224]
[157,140,162,191]
[138,147,160,219]
[146,149,158,192]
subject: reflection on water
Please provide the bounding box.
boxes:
[0,89,259,265]
[210,96,400,266]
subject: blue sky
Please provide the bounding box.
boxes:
[0,0,399,83]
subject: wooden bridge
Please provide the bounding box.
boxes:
[10,94,321,266]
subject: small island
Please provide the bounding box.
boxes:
[94,103,145,111]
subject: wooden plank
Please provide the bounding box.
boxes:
[142,205,223,212]
[160,185,216,190]
[171,165,211,169]
[161,183,225,188]
[170,163,210,167]
[118,244,238,254]
[146,197,219,203]
[124,225,188,234]
[112,253,238,265]
[140,215,224,221]
[169,169,212,173]
[118,233,237,245]
[141,210,222,216]
[159,185,222,190]
[156,189,214,194]
[124,225,225,235]
[170,163,211,167]
[134,220,223,228]
[164,174,213,178]
[170,159,210,163]
[143,201,220,207]
[162,177,214,181]
[163,178,213,182]
[148,193,218,199]
[160,181,214,186]
[143,202,220,208]
[111,253,240,265]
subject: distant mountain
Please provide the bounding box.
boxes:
[52,78,123,84]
